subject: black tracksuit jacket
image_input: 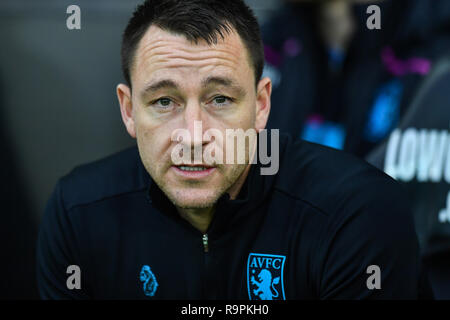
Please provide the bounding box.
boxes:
[37,134,420,299]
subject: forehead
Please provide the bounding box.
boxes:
[131,25,254,90]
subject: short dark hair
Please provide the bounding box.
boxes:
[121,0,264,89]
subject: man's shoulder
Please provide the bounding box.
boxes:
[58,146,149,211]
[275,135,406,216]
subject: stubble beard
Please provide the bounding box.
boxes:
[154,162,248,210]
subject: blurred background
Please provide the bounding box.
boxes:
[1,0,450,299]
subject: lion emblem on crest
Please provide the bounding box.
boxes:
[251,269,280,300]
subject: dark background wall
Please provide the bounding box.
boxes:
[0,0,279,299]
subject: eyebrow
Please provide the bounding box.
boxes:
[141,79,179,97]
[201,76,234,87]
[201,76,246,97]
[141,76,246,97]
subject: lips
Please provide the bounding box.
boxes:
[172,164,215,178]
[177,165,209,172]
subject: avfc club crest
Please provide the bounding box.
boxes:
[247,253,286,300]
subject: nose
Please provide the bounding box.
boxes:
[183,100,207,149]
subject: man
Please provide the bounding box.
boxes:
[37,0,420,299]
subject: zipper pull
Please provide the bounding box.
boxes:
[202,234,209,253]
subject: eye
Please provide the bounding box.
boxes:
[158,98,172,106]
[211,96,233,108]
[150,97,177,111]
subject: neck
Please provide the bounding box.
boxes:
[177,206,215,234]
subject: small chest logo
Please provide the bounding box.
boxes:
[247,253,286,300]
[139,265,158,297]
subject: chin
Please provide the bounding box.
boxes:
[166,188,223,209]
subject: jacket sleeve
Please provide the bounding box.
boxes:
[36,180,90,299]
[316,178,421,299]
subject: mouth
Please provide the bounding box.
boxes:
[172,164,216,178]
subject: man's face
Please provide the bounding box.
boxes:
[117,26,271,209]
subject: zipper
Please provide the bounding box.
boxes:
[202,234,209,253]
[202,233,213,299]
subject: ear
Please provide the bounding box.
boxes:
[117,83,136,138]
[255,77,272,133]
